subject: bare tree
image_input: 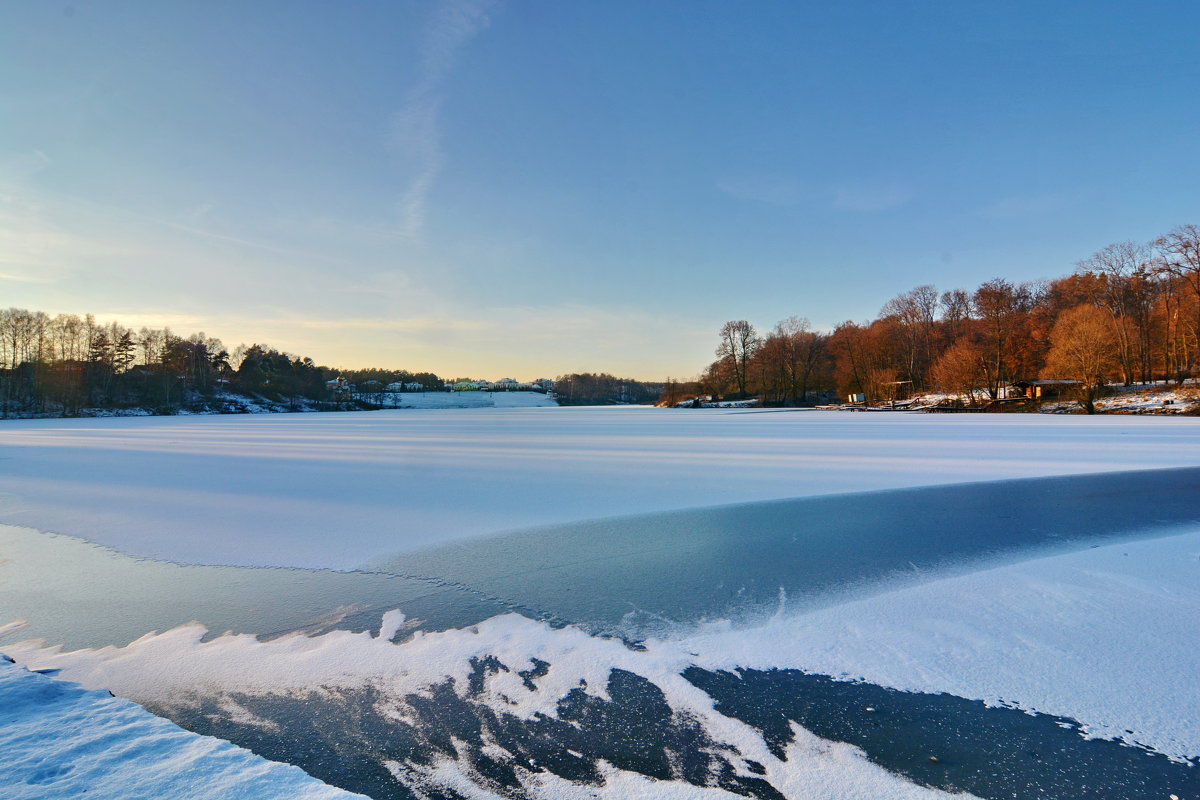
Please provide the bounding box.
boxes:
[2,308,48,369]
[757,317,825,405]
[1075,241,1154,384]
[972,279,1033,398]
[1155,224,1200,376]
[828,319,905,403]
[715,320,761,397]
[939,289,972,345]
[139,327,165,367]
[881,285,939,389]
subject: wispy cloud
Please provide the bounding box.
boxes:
[831,184,912,212]
[0,270,56,284]
[389,0,497,239]
[0,190,132,279]
[184,202,215,225]
[981,191,1076,219]
[0,150,53,183]
[150,216,325,261]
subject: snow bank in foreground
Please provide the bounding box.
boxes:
[0,656,364,800]
[3,409,1200,569]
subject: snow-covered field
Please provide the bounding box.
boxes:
[2,408,1199,799]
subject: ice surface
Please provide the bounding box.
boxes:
[367,467,1200,635]
[678,527,1200,762]
[4,409,1199,797]
[6,531,1199,767]
[0,523,510,651]
[2,408,1200,569]
[0,656,365,799]
[3,615,977,800]
[393,729,974,800]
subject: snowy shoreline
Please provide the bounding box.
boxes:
[0,389,560,419]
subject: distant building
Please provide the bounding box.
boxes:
[325,377,350,399]
[1011,379,1083,400]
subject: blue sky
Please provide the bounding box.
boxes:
[3,1,1198,380]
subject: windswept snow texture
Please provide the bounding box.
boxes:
[2,408,1200,568]
[0,656,364,800]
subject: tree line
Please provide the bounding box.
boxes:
[553,373,663,405]
[678,224,1200,413]
[0,310,450,416]
[0,309,666,416]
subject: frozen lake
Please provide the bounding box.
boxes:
[2,408,1199,799]
[2,407,1200,568]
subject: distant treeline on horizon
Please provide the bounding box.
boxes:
[666,224,1200,414]
[0,310,663,416]
[7,223,1197,417]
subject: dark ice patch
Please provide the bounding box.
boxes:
[684,666,1200,800]
[161,662,783,800]
[367,467,1200,638]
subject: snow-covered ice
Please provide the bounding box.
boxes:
[3,408,1199,798]
[680,526,1200,762]
[2,611,978,800]
[0,656,365,799]
[7,524,1199,766]
[2,408,1200,569]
